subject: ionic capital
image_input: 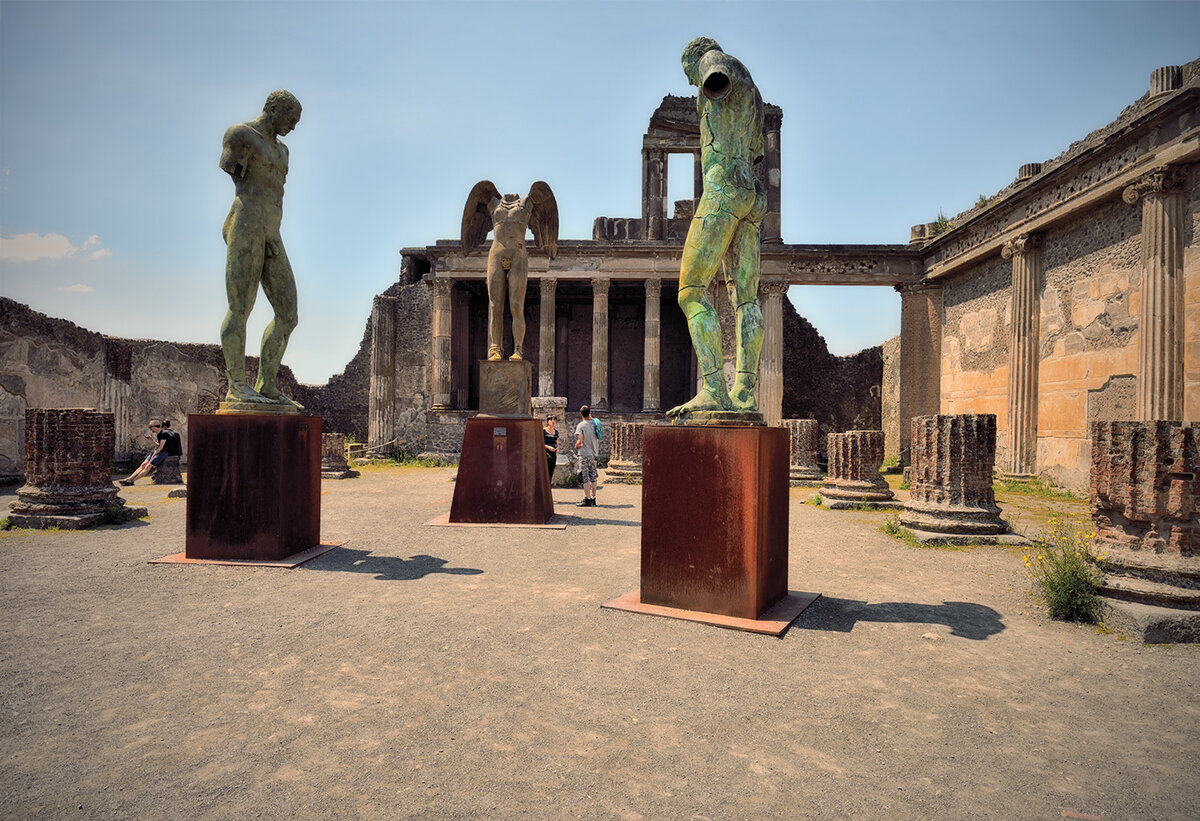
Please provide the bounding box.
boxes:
[1001,233,1044,260]
[644,278,662,299]
[894,280,943,296]
[1123,165,1189,205]
[430,277,454,299]
[591,277,611,296]
[539,277,557,297]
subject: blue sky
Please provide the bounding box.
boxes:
[2,0,1198,384]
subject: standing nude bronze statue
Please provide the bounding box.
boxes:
[461,181,559,361]
[219,90,303,411]
[669,38,766,419]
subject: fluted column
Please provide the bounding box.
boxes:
[538,277,557,397]
[591,277,610,411]
[1124,166,1187,421]
[758,278,788,426]
[368,295,396,450]
[642,147,666,241]
[900,414,1006,535]
[1001,233,1044,475]
[642,278,662,412]
[821,430,894,507]
[430,278,453,409]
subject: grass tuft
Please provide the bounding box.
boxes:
[1023,514,1102,623]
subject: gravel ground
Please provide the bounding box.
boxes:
[1,467,1197,820]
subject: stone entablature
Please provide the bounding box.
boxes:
[1091,421,1199,613]
[900,414,1008,536]
[919,82,1200,282]
[401,242,923,288]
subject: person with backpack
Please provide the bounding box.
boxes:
[573,405,600,507]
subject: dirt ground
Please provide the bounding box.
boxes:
[1,467,1197,820]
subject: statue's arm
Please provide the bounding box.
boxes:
[220,124,254,179]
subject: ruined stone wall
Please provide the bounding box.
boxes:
[292,313,373,441]
[0,297,302,479]
[941,255,1015,466]
[387,279,435,455]
[1186,164,1200,420]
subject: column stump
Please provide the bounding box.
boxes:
[784,419,823,486]
[1090,421,1200,642]
[899,414,1018,545]
[153,455,184,485]
[186,414,322,561]
[821,430,898,510]
[8,408,146,529]
[321,432,359,479]
[604,421,646,484]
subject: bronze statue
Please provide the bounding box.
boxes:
[219,90,303,411]
[669,38,766,418]
[461,181,559,361]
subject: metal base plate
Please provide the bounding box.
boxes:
[150,541,342,568]
[602,589,821,636]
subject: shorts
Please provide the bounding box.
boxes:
[149,451,169,467]
[579,455,598,485]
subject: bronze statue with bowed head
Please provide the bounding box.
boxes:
[669,37,767,419]
[461,181,559,361]
[218,90,304,411]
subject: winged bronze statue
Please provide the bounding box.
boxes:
[461,180,559,361]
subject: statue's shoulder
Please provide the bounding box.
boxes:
[223,121,267,148]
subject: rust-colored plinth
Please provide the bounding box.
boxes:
[151,541,340,568]
[449,417,553,524]
[603,589,820,636]
[641,424,791,620]
[185,414,321,561]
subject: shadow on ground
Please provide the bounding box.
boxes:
[796,596,1006,640]
[307,547,483,581]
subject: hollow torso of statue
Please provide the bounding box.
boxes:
[670,38,767,420]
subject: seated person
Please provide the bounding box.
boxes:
[118,420,171,486]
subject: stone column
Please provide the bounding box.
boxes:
[821,430,895,508]
[1091,421,1199,617]
[9,409,144,529]
[605,421,648,484]
[1001,233,1044,476]
[531,395,569,484]
[762,110,783,243]
[538,277,557,397]
[368,295,396,451]
[758,278,788,427]
[430,278,454,410]
[591,278,610,412]
[900,414,1007,536]
[896,282,943,460]
[642,278,662,413]
[784,419,822,485]
[643,147,666,241]
[1124,166,1188,421]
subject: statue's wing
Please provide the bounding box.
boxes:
[461,180,500,254]
[527,181,559,259]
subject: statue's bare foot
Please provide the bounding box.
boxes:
[667,385,733,417]
[730,375,758,412]
[509,351,524,361]
[226,382,273,404]
[257,385,305,410]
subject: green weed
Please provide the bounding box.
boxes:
[1023,514,1102,623]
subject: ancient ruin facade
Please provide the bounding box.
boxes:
[370,95,918,459]
[885,60,1200,492]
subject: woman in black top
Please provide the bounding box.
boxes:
[543,415,558,481]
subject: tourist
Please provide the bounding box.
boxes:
[542,415,558,482]
[573,405,599,507]
[160,419,184,461]
[119,420,171,486]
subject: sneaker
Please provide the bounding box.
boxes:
[576,499,590,507]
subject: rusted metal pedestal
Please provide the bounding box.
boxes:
[605,424,818,635]
[185,414,321,561]
[449,417,554,524]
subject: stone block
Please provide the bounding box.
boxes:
[783,419,822,485]
[153,455,183,484]
[320,432,359,479]
[605,421,646,484]
[479,360,533,417]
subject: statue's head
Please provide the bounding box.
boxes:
[263,90,302,136]
[681,37,721,86]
